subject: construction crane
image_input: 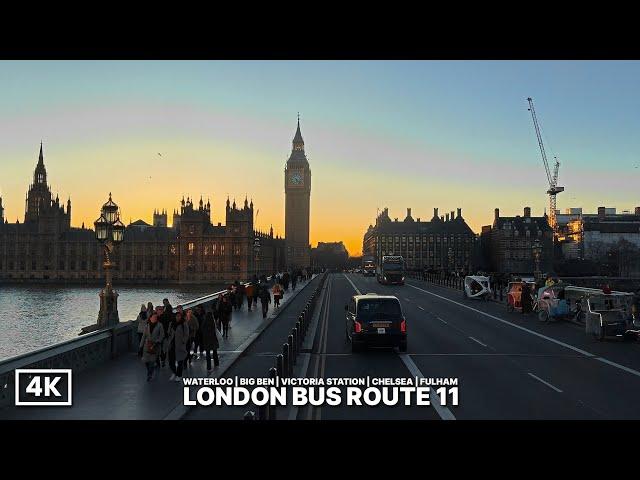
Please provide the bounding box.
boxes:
[527,97,564,237]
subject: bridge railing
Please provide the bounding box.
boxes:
[174,275,276,313]
[244,271,328,421]
[0,320,137,408]
[0,273,286,409]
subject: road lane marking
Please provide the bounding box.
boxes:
[294,277,330,421]
[468,336,488,347]
[407,283,595,357]
[409,282,640,380]
[406,353,585,357]
[417,306,425,311]
[399,354,456,420]
[594,357,640,378]
[404,298,411,302]
[527,373,563,393]
[345,274,455,420]
[436,316,448,325]
[308,277,332,421]
[343,273,362,295]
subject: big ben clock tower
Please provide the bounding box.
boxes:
[284,115,311,269]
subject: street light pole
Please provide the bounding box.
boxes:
[532,239,542,281]
[94,193,125,330]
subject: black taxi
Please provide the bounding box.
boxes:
[345,293,407,352]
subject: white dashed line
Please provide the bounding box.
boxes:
[399,354,456,420]
[527,373,563,393]
[468,336,488,347]
[407,284,594,357]
[417,306,425,311]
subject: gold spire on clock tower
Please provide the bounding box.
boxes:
[284,115,311,269]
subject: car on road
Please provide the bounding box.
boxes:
[363,260,376,276]
[345,294,407,352]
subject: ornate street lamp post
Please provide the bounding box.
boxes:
[532,239,542,281]
[253,235,261,281]
[94,193,125,329]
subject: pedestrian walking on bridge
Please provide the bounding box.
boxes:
[217,294,233,338]
[136,304,148,356]
[185,309,199,366]
[272,282,283,308]
[140,313,164,382]
[237,282,246,310]
[200,311,220,372]
[259,284,272,319]
[159,299,174,368]
[194,305,205,357]
[168,311,189,382]
[245,283,255,312]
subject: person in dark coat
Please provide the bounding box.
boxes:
[199,311,220,372]
[245,283,256,312]
[136,304,148,356]
[227,284,236,312]
[139,313,165,382]
[167,311,189,382]
[521,283,532,314]
[217,294,233,338]
[259,284,272,319]
[194,305,206,357]
[158,299,174,368]
[185,308,199,366]
[236,282,246,310]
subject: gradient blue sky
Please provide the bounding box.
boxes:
[0,61,638,255]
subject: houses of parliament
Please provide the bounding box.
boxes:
[0,121,312,284]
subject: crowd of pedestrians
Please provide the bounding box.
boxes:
[137,269,311,383]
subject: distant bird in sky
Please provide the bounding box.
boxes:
[157,153,163,157]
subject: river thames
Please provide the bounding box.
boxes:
[0,284,224,361]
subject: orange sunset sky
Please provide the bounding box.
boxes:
[2,61,640,257]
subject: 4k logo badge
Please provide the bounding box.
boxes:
[15,369,72,406]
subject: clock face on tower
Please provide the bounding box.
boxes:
[289,171,304,186]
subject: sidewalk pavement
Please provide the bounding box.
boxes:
[0,276,317,420]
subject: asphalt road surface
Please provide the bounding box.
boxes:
[311,273,640,420]
[188,273,640,420]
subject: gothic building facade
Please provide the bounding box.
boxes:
[0,144,286,284]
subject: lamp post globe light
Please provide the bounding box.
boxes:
[532,239,543,281]
[94,193,125,329]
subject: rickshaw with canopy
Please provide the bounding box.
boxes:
[463,275,492,301]
[535,284,593,323]
[583,289,637,341]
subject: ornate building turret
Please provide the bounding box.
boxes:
[23,143,71,231]
[25,142,53,222]
[153,208,168,227]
